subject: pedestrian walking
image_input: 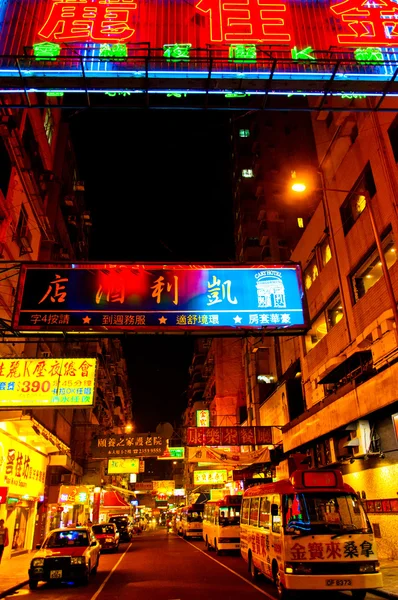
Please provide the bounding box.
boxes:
[0,519,9,563]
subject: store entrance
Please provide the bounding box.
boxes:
[11,505,29,553]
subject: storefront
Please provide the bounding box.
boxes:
[99,490,132,522]
[0,428,48,559]
[46,485,90,532]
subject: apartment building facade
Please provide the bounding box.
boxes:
[0,100,132,557]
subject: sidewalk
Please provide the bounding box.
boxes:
[0,551,32,599]
[0,551,396,599]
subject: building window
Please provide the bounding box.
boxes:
[14,205,33,255]
[340,163,376,236]
[388,115,398,163]
[351,232,397,302]
[321,237,332,266]
[0,137,12,198]
[304,256,319,291]
[242,169,254,178]
[43,108,54,146]
[306,294,344,352]
[297,217,304,228]
[239,129,250,138]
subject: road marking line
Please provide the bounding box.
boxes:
[182,539,276,599]
[90,542,132,600]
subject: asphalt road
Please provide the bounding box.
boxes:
[5,529,384,600]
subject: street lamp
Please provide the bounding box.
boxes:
[291,170,398,342]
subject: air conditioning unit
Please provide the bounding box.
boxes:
[325,437,338,464]
[344,420,371,457]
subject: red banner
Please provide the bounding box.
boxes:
[186,426,272,446]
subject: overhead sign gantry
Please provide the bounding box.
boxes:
[1,0,398,108]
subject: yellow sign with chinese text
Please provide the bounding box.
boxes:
[196,409,210,427]
[193,469,228,485]
[0,358,97,408]
[153,480,175,495]
[107,458,140,474]
[0,431,47,498]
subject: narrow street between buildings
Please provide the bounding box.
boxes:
[1,529,389,600]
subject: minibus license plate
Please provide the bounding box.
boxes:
[326,579,352,587]
[50,570,62,579]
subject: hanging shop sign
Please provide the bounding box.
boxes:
[13,264,307,334]
[193,469,229,485]
[91,433,165,458]
[0,431,47,498]
[3,0,398,56]
[107,458,140,474]
[196,410,210,428]
[187,446,271,467]
[135,482,154,491]
[157,447,185,460]
[187,426,272,446]
[0,357,96,408]
[152,480,175,495]
[58,485,90,504]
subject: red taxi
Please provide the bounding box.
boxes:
[28,527,100,590]
[92,523,120,551]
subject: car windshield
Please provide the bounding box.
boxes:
[110,518,128,525]
[92,525,115,535]
[219,506,241,526]
[284,492,372,535]
[45,530,89,548]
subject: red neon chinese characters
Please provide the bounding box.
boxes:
[38,0,137,43]
[330,0,398,46]
[195,0,291,43]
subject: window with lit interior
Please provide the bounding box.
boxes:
[304,256,319,291]
[340,163,376,236]
[352,232,397,302]
[306,294,344,352]
[321,237,332,266]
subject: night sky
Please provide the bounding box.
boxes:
[69,110,235,432]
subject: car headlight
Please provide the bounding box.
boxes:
[70,556,86,565]
[285,562,312,574]
[32,558,44,567]
[359,562,378,573]
[105,537,114,543]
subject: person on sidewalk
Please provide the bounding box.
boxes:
[0,519,9,563]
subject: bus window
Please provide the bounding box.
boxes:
[241,498,250,524]
[249,497,260,527]
[259,496,271,530]
[271,496,281,534]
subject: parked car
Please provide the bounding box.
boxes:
[92,523,120,552]
[28,527,100,590]
[108,515,134,542]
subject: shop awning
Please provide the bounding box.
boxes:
[102,491,130,509]
[318,351,373,385]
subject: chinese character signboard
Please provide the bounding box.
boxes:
[186,426,272,446]
[58,485,89,504]
[0,357,96,408]
[13,264,307,334]
[193,469,228,485]
[152,480,175,495]
[0,431,47,498]
[3,0,398,56]
[158,447,185,460]
[135,482,154,491]
[91,433,165,458]
[107,458,140,474]
[196,410,210,427]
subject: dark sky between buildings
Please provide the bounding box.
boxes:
[69,110,235,431]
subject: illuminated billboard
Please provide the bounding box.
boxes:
[0,0,398,105]
[107,458,140,474]
[196,410,210,428]
[13,263,307,334]
[0,357,96,408]
[193,469,228,485]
